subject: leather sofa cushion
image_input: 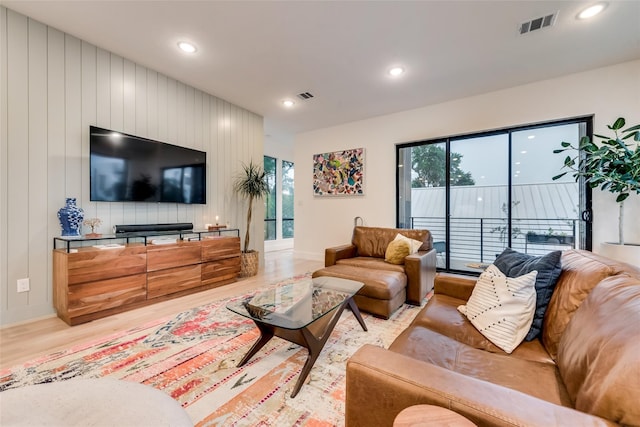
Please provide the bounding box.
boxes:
[412,293,554,364]
[434,273,476,301]
[557,274,640,425]
[389,325,572,407]
[542,250,640,360]
[337,257,406,274]
[313,264,406,300]
[352,226,432,258]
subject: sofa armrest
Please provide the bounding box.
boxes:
[346,345,614,427]
[325,244,357,267]
[434,273,477,301]
[404,249,436,304]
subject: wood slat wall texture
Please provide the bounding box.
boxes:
[0,7,264,325]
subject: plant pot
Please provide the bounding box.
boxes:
[599,242,640,265]
[239,251,259,278]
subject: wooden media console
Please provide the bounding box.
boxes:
[53,233,241,325]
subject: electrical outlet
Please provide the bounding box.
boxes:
[17,278,30,293]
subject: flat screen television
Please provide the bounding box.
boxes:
[90,126,206,204]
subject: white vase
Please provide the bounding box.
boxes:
[599,242,640,265]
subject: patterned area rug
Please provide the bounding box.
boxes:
[0,274,424,426]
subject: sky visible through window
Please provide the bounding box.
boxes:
[453,124,579,186]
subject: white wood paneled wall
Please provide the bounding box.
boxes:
[0,7,264,325]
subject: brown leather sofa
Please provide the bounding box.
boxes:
[345,249,640,426]
[312,226,436,318]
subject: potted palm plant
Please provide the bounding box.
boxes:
[553,117,639,261]
[233,160,269,277]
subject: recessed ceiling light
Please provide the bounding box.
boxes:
[389,67,404,77]
[577,3,607,19]
[528,135,535,139]
[178,41,197,53]
[282,99,295,108]
[521,150,528,154]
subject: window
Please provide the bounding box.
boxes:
[282,160,294,238]
[264,156,277,241]
[397,117,591,274]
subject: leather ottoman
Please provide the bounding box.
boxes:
[312,264,406,319]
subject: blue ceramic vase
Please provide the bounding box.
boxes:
[58,198,84,236]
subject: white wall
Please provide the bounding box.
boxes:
[0,7,264,325]
[294,60,640,261]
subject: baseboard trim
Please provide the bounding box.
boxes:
[0,312,57,330]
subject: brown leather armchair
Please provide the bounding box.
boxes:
[313,226,436,318]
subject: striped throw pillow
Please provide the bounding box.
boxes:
[458,264,537,353]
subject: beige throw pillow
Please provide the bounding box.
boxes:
[393,233,423,254]
[385,239,410,264]
[458,264,537,354]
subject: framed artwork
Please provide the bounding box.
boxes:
[313,148,364,196]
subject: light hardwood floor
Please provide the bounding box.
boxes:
[0,250,323,370]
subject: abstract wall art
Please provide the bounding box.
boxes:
[313,148,364,196]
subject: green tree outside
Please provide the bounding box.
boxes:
[411,145,475,187]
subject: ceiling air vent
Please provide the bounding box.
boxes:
[297,92,314,100]
[519,12,558,35]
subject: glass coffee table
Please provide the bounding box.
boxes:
[227,276,367,398]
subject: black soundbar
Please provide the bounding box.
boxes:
[114,223,194,233]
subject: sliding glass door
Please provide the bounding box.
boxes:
[450,134,509,270]
[397,117,591,274]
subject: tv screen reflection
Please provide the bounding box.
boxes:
[90,126,206,204]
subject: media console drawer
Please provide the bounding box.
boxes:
[63,245,147,285]
[202,258,241,286]
[202,236,241,261]
[147,264,202,299]
[147,241,202,271]
[67,273,147,318]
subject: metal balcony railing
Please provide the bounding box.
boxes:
[411,216,578,268]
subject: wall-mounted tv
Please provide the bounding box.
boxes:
[90,126,206,204]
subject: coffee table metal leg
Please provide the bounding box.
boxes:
[237,322,274,367]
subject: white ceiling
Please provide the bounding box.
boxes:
[4,1,640,143]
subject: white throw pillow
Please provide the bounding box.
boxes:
[458,264,537,354]
[392,233,423,254]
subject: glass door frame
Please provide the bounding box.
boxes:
[395,116,593,274]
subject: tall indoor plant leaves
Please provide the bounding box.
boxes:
[233,161,269,253]
[553,117,640,244]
